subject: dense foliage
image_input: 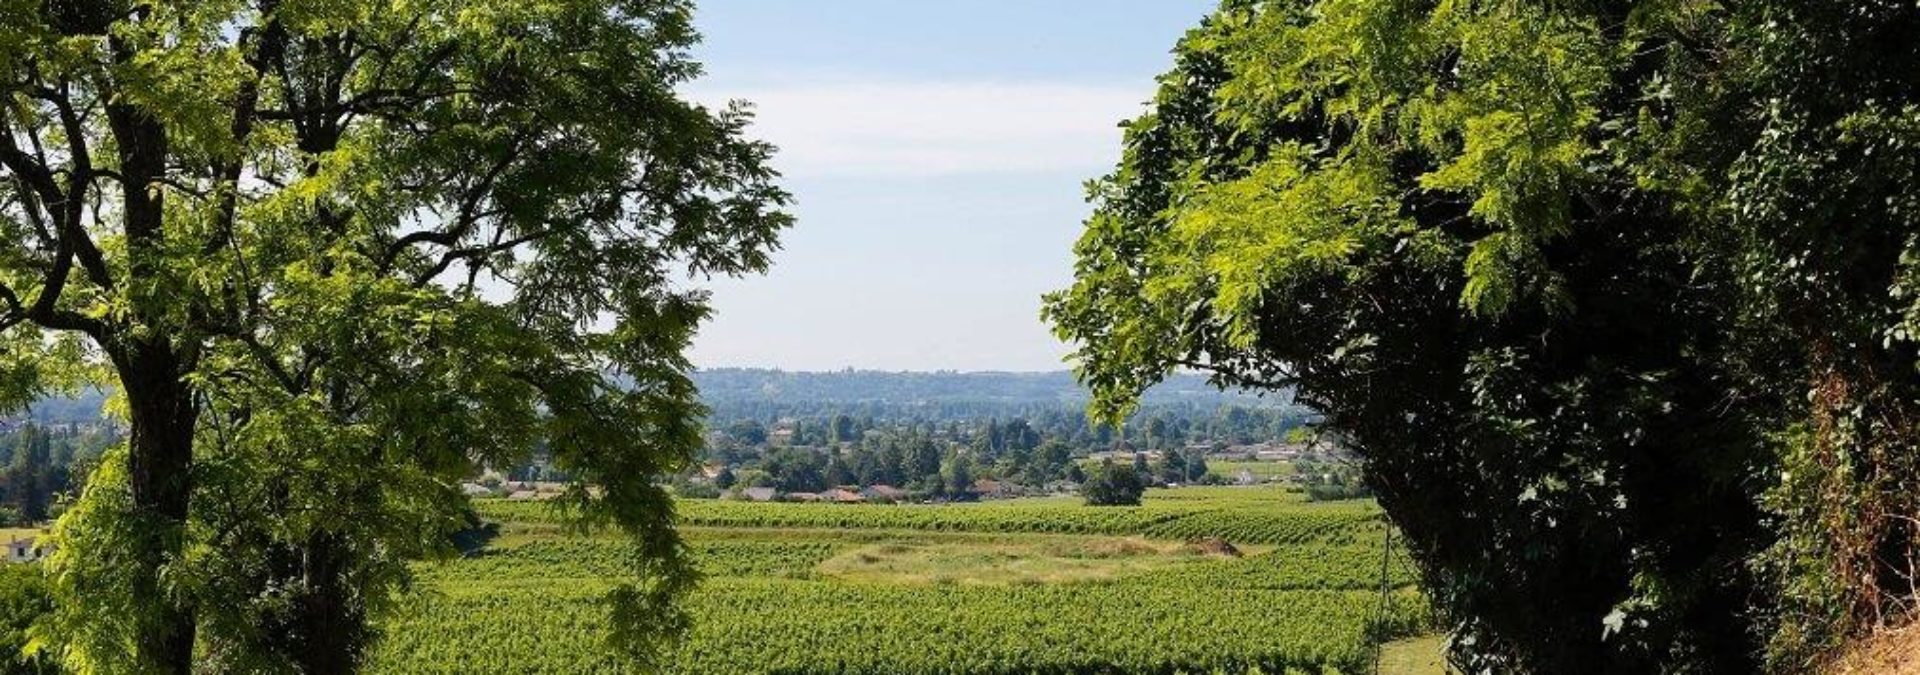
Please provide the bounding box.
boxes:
[0,565,55,675]
[1081,460,1145,506]
[1047,0,1920,671]
[0,0,787,671]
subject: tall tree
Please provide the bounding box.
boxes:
[2,1,788,672]
[828,414,856,444]
[1002,418,1039,453]
[824,451,855,488]
[906,438,942,483]
[1082,459,1142,507]
[1046,1,1782,671]
[3,429,50,523]
[943,451,973,497]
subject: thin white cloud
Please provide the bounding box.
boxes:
[695,80,1150,177]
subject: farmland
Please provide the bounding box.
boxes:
[368,486,1430,674]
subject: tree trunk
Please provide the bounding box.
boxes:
[99,15,196,671]
[115,336,199,674]
[288,531,362,675]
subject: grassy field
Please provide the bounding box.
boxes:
[370,485,1429,674]
[0,527,47,542]
[1379,634,1453,675]
[1209,460,1296,481]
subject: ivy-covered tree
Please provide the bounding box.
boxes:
[1047,1,1780,671]
[1723,3,1920,668]
[0,1,788,672]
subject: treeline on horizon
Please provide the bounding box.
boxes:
[689,368,1284,405]
[13,370,1316,513]
[692,368,1309,430]
[16,369,1305,427]
[491,369,1324,501]
[661,404,1335,503]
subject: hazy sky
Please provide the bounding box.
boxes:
[683,0,1216,372]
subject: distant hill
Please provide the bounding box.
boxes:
[687,368,1302,424]
[10,388,111,425]
[689,368,1280,407]
[13,370,1298,426]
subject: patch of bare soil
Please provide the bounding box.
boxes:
[1827,627,1920,674]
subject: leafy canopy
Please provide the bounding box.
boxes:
[0,0,789,671]
[1054,0,1920,671]
[1048,1,1769,671]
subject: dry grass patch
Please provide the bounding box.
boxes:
[817,536,1217,585]
[1825,626,1920,674]
[0,527,46,542]
[1379,633,1453,675]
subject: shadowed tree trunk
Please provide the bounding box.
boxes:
[288,532,362,675]
[114,337,199,674]
[107,33,198,669]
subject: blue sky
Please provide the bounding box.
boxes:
[683,0,1216,372]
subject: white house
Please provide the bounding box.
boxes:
[7,536,47,564]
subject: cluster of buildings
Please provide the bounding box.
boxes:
[460,478,570,501]
[737,486,875,503]
[733,479,1025,504]
[1084,441,1315,464]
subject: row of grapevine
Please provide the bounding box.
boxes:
[1141,510,1383,546]
[423,538,847,582]
[1132,545,1420,592]
[371,578,1422,674]
[477,486,1383,547]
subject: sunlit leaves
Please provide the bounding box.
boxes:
[1045,1,1805,671]
[4,0,788,670]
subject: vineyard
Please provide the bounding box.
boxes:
[371,486,1430,674]
[479,486,1387,546]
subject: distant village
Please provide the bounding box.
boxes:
[463,421,1364,505]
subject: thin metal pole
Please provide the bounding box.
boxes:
[1373,522,1393,675]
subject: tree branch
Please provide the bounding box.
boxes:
[0,276,107,337]
[378,141,521,273]
[42,76,114,289]
[412,226,557,288]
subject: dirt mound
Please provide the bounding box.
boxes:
[1185,536,1242,557]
